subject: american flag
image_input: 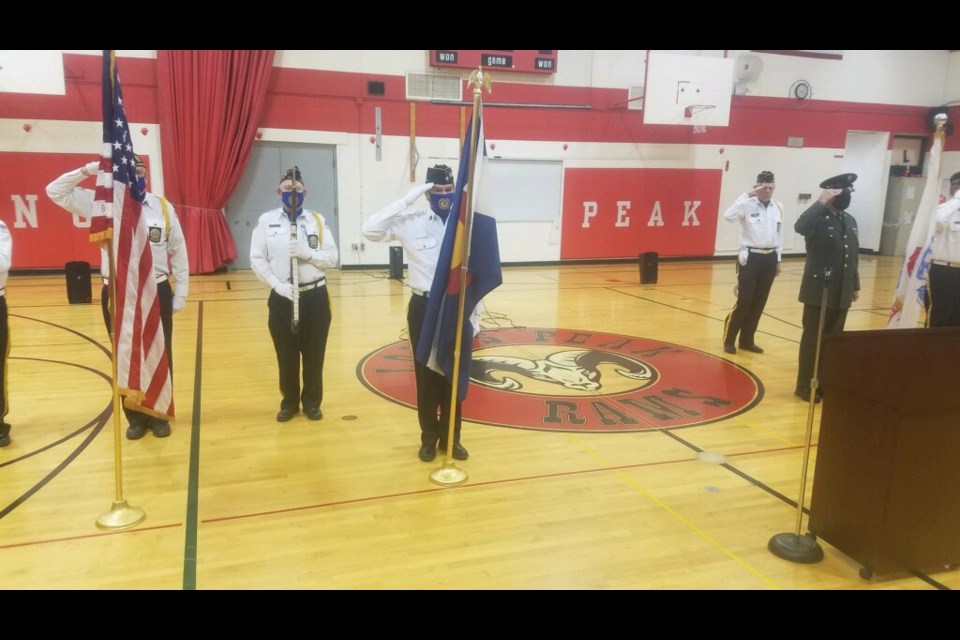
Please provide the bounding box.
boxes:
[93,50,173,420]
[888,134,943,329]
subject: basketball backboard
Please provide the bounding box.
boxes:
[642,52,733,127]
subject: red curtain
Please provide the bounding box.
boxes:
[156,50,275,273]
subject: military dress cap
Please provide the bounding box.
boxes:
[819,173,857,190]
[950,171,960,186]
[426,164,454,185]
[756,170,775,183]
[280,167,304,185]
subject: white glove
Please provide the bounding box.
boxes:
[172,295,186,314]
[289,239,312,261]
[274,282,295,301]
[403,183,433,207]
[82,161,100,177]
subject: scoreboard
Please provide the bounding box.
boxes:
[429,50,558,74]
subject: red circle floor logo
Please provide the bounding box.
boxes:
[358,327,762,433]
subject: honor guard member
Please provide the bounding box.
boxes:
[250,167,338,423]
[927,171,960,327]
[0,220,11,447]
[46,156,189,439]
[722,170,784,354]
[362,165,471,462]
[793,173,861,402]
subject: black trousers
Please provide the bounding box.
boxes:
[796,303,848,393]
[268,285,331,412]
[0,296,8,422]
[407,293,462,447]
[724,251,777,347]
[102,280,173,425]
[927,263,960,328]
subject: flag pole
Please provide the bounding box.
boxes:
[95,50,145,531]
[96,239,145,530]
[430,68,490,487]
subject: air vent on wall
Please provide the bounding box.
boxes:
[367,80,385,96]
[406,72,461,102]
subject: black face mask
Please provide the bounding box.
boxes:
[833,190,851,211]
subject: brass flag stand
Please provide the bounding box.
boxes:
[96,245,145,530]
[430,69,491,487]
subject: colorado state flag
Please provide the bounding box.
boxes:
[416,109,502,401]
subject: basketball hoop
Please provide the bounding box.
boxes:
[683,104,716,118]
[684,104,714,135]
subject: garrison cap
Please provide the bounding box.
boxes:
[280,167,304,185]
[756,170,775,183]
[950,171,960,186]
[426,164,454,185]
[819,173,857,190]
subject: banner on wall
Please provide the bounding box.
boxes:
[561,168,722,259]
[0,152,109,269]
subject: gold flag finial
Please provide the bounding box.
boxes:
[468,67,492,96]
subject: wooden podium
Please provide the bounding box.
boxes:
[808,327,960,579]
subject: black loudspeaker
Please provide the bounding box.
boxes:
[389,246,404,281]
[65,261,92,304]
[639,251,658,284]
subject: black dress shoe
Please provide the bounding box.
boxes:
[276,407,298,422]
[126,421,149,440]
[739,343,764,354]
[150,419,171,438]
[723,343,737,354]
[418,443,437,462]
[439,442,469,460]
[305,407,323,421]
[0,422,10,447]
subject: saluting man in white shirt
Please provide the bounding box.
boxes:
[46,155,189,439]
[722,170,784,355]
[362,165,470,463]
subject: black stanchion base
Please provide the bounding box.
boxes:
[768,532,824,564]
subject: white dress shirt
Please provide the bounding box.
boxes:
[45,167,189,298]
[250,207,339,290]
[723,193,784,262]
[931,192,960,264]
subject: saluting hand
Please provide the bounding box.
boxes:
[403,183,434,208]
[819,188,842,205]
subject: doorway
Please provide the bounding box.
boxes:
[842,131,890,252]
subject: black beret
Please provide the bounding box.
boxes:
[950,171,960,186]
[426,164,454,185]
[819,173,857,190]
[280,167,304,185]
[756,170,775,183]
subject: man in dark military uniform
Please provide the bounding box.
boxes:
[793,173,861,402]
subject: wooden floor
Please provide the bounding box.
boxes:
[0,255,955,590]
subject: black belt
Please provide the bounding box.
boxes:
[299,278,326,292]
[411,288,429,298]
